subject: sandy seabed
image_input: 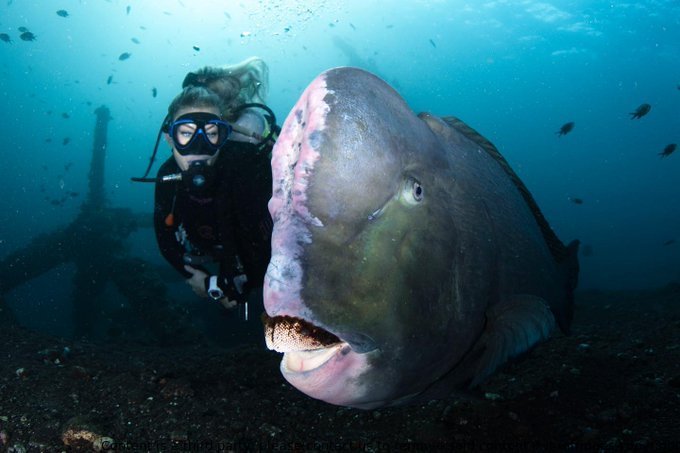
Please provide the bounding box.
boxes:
[1,285,679,452]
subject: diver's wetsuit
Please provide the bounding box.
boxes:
[154,140,272,300]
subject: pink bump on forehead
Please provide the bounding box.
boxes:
[265,73,331,318]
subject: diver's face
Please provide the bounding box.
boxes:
[166,105,222,171]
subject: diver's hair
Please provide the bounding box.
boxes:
[182,56,269,121]
[167,85,224,120]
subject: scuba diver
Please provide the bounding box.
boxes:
[134,57,277,313]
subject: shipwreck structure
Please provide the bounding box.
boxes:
[0,106,195,344]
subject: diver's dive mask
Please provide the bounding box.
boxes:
[168,112,231,156]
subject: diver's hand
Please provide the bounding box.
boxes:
[184,265,208,297]
[218,297,237,310]
[186,265,239,307]
[220,274,247,307]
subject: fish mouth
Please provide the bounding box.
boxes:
[262,314,374,373]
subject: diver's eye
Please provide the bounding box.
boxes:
[401,178,424,205]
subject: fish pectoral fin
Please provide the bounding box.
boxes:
[467,295,556,388]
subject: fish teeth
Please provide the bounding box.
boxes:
[262,314,341,352]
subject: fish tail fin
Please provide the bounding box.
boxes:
[558,239,580,334]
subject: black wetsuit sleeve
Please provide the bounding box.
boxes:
[154,159,192,279]
[214,156,239,282]
[228,141,274,285]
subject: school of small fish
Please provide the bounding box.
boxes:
[1,4,676,222]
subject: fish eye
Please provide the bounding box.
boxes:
[413,182,423,201]
[401,177,424,205]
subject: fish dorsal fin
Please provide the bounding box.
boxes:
[439,115,568,262]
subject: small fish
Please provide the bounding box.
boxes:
[63,137,70,145]
[64,162,73,171]
[429,38,436,48]
[126,5,131,15]
[328,22,335,28]
[284,26,291,33]
[107,75,113,84]
[659,143,676,158]
[556,121,575,136]
[56,9,68,17]
[663,239,675,246]
[569,197,584,205]
[152,87,157,98]
[0,33,11,43]
[18,26,28,33]
[62,112,70,119]
[630,103,651,119]
[41,165,48,171]
[139,25,146,30]
[240,31,251,37]
[192,45,200,51]
[224,12,231,20]
[386,24,394,29]
[20,31,36,41]
[118,52,131,61]
[131,37,140,44]
[45,138,52,143]
[68,191,79,198]
[349,23,356,30]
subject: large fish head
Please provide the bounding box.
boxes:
[263,67,485,409]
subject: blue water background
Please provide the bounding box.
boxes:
[0,1,678,336]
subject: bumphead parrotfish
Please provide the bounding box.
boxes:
[262,67,579,409]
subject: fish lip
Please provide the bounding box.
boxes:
[281,343,352,374]
[262,313,378,355]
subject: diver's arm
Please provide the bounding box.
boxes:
[153,162,192,279]
[213,157,248,302]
